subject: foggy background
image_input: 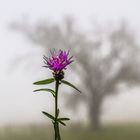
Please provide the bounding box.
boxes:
[1,0,140,139]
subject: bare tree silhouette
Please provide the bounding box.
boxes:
[11,18,140,130]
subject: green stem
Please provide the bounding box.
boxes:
[57,123,61,140]
[54,79,61,140]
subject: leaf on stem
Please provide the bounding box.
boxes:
[33,78,55,85]
[57,109,60,117]
[57,118,70,121]
[34,88,55,97]
[61,80,81,93]
[57,118,70,126]
[42,111,55,121]
[57,120,66,126]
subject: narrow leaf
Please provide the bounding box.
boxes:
[42,111,55,121]
[33,78,55,85]
[61,80,81,93]
[57,120,66,126]
[57,118,70,121]
[57,109,60,117]
[34,88,55,97]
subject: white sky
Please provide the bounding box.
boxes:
[0,0,140,125]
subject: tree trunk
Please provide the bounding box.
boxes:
[88,95,102,131]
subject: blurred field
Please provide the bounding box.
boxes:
[0,123,140,140]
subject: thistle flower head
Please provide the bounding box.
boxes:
[43,49,73,74]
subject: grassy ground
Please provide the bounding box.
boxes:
[0,123,140,140]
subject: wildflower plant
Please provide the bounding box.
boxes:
[33,49,81,140]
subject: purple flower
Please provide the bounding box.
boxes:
[43,49,73,73]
